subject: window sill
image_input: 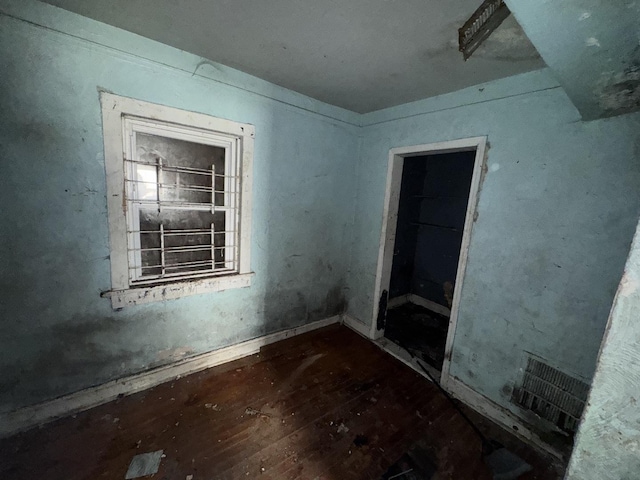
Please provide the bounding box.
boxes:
[102,273,255,309]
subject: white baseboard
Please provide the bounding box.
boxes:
[408,294,451,317]
[386,294,451,317]
[444,376,565,461]
[342,314,372,338]
[0,315,340,438]
[387,295,410,309]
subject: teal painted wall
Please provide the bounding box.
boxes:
[0,1,359,412]
[2,1,640,443]
[566,219,640,479]
[347,69,640,430]
[505,0,640,120]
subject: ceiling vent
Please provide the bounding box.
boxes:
[512,355,590,434]
[459,0,511,60]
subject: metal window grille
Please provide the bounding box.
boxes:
[122,117,241,285]
[512,355,589,434]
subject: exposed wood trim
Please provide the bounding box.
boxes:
[0,316,340,438]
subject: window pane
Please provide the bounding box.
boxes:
[135,164,158,201]
[138,208,227,278]
[135,132,226,205]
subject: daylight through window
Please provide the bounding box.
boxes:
[101,93,254,308]
[124,118,239,284]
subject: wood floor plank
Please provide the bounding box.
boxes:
[0,325,564,479]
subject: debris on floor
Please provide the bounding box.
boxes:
[337,422,349,433]
[244,407,272,418]
[124,450,164,479]
[0,325,565,480]
[385,302,449,370]
[382,443,437,480]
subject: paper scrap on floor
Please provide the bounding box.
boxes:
[125,450,164,479]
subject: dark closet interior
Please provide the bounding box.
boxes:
[385,150,476,371]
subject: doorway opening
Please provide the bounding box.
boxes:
[371,138,486,384]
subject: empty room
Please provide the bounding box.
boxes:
[1,1,639,479]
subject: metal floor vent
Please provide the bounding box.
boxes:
[459,0,511,60]
[512,356,589,434]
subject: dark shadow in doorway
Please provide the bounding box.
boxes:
[384,303,449,371]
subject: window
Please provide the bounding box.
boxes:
[100,93,254,308]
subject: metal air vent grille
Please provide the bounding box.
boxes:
[512,356,589,434]
[459,0,511,60]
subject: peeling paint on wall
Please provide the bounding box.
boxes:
[618,271,639,297]
[584,37,600,48]
[155,347,194,363]
[597,63,640,116]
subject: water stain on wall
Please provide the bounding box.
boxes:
[2,315,144,411]
[262,283,346,334]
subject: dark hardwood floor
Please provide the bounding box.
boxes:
[0,324,564,479]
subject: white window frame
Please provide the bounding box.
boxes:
[100,93,254,308]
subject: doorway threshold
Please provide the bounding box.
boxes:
[373,336,441,384]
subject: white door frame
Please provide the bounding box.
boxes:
[370,136,487,385]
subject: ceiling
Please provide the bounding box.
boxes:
[42,0,545,113]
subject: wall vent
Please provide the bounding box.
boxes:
[459,0,511,60]
[512,356,590,434]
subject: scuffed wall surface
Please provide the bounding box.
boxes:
[346,69,640,433]
[0,2,358,412]
[566,220,640,479]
